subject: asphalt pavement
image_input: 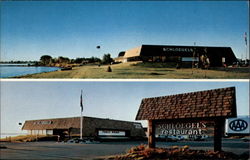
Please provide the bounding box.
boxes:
[0,139,249,160]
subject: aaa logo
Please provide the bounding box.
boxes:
[229,119,248,131]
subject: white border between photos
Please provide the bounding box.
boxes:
[0,79,249,82]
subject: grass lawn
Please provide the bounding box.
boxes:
[16,62,249,79]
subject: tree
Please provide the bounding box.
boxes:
[74,58,85,64]
[58,56,70,64]
[102,54,113,64]
[40,55,52,65]
[89,56,101,63]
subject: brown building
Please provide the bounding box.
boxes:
[115,44,238,67]
[22,116,145,139]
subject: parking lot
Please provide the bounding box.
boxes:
[1,139,249,160]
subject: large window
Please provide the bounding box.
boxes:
[182,57,199,62]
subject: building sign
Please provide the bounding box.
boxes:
[156,122,208,136]
[226,117,250,134]
[98,130,126,136]
[163,47,194,52]
[33,121,52,125]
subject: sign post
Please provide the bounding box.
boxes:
[148,120,155,148]
[214,119,225,151]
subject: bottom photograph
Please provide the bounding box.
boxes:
[0,81,249,160]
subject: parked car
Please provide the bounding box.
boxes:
[166,135,179,142]
[189,135,208,141]
[67,138,100,144]
[241,137,250,142]
[176,135,185,141]
[67,138,85,143]
[83,139,100,144]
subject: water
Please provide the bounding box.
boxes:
[0,64,60,78]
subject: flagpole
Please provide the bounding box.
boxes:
[80,109,83,140]
[80,90,83,140]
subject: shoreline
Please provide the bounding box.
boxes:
[12,70,60,78]
[6,63,249,79]
[13,69,62,78]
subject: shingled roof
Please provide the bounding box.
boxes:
[22,116,143,131]
[136,87,237,120]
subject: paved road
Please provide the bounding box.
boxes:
[1,139,249,160]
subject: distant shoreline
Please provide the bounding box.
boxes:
[0,62,80,68]
[0,133,27,139]
[0,64,47,67]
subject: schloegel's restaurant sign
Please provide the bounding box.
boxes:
[156,122,208,135]
[163,47,194,52]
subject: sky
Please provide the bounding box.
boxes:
[1,1,249,61]
[0,80,249,134]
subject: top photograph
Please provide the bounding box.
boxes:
[1,1,249,79]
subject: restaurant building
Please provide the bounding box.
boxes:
[115,45,238,67]
[22,116,145,139]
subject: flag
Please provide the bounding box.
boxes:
[244,32,247,45]
[80,90,83,112]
